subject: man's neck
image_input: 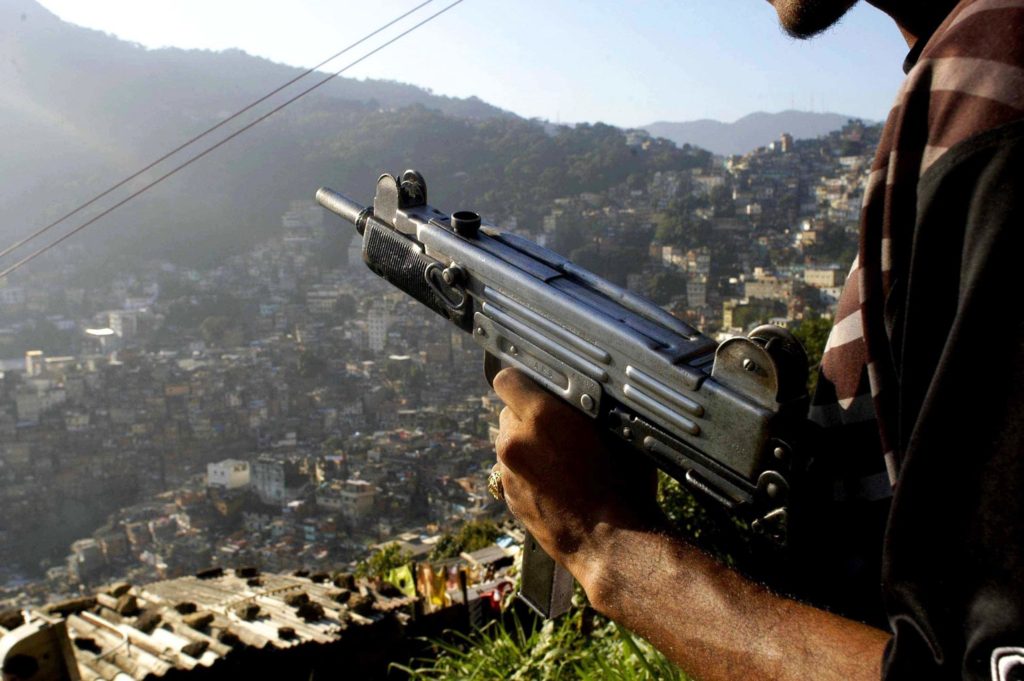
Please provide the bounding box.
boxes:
[867,0,962,48]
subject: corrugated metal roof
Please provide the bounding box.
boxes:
[44,569,415,680]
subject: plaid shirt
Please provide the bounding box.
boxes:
[811,0,1024,490]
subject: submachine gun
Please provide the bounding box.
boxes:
[316,170,810,619]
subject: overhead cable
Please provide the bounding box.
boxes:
[0,0,445,269]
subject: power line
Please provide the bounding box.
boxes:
[0,0,441,266]
[0,0,437,263]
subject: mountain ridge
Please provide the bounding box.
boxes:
[642,110,868,156]
[1,0,714,278]
[2,0,865,281]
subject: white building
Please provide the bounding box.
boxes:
[804,268,844,289]
[15,380,66,424]
[367,300,390,353]
[64,410,90,433]
[316,479,378,522]
[252,455,307,506]
[68,538,105,583]
[207,459,251,490]
[348,238,363,268]
[85,327,116,352]
[686,248,712,277]
[108,310,138,339]
[25,350,44,376]
[306,286,343,316]
[661,245,686,268]
[0,287,25,307]
[687,276,708,309]
[14,389,42,423]
[744,274,794,302]
[692,174,726,196]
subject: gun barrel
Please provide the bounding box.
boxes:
[315,187,366,230]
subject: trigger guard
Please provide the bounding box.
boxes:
[484,352,505,387]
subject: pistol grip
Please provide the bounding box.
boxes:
[518,532,574,619]
[486,352,574,617]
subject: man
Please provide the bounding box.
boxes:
[492,1,1024,679]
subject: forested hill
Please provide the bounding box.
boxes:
[0,0,709,279]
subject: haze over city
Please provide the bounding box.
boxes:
[36,0,909,126]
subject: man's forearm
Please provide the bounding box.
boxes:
[570,523,890,681]
[492,368,889,681]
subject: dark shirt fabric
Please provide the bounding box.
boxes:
[881,117,1024,681]
[800,1,1024,678]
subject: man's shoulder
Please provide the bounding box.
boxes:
[900,0,1024,175]
[922,0,1024,70]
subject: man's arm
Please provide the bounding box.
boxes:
[493,367,890,681]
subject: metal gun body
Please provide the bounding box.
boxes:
[317,171,808,618]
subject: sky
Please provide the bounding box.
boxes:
[35,0,911,128]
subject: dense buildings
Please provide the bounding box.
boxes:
[0,121,876,613]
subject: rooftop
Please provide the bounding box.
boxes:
[0,568,417,680]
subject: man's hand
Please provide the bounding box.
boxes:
[492,367,661,584]
[491,367,889,681]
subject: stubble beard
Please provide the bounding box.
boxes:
[772,0,861,38]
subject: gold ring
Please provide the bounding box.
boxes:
[487,466,504,501]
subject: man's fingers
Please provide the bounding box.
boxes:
[493,367,575,426]
[497,405,537,474]
[498,405,519,434]
[492,462,520,519]
[495,406,519,467]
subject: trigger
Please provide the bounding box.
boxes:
[484,352,506,387]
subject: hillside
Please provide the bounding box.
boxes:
[0,0,710,279]
[643,110,860,156]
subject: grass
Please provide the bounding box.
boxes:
[391,607,688,681]
[392,473,752,680]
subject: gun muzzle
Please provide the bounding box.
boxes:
[315,187,370,234]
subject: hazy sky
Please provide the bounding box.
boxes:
[35,0,911,127]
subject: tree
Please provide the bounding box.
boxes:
[299,350,327,378]
[428,519,501,560]
[644,270,688,305]
[335,294,357,318]
[549,217,588,255]
[199,316,244,347]
[792,314,834,393]
[356,542,411,578]
[11,319,74,356]
[428,534,461,561]
[569,243,638,287]
[652,210,689,247]
[457,519,500,554]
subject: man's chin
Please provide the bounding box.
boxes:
[772,0,860,39]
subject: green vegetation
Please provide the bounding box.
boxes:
[393,608,688,680]
[429,520,501,561]
[801,222,858,265]
[399,480,745,680]
[731,299,787,331]
[658,474,752,568]
[165,293,247,333]
[199,316,245,348]
[651,202,711,250]
[643,269,689,305]
[792,314,834,394]
[7,8,715,279]
[308,108,712,240]
[355,542,411,579]
[5,319,75,357]
[299,349,328,378]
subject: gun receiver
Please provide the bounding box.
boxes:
[316,170,809,619]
